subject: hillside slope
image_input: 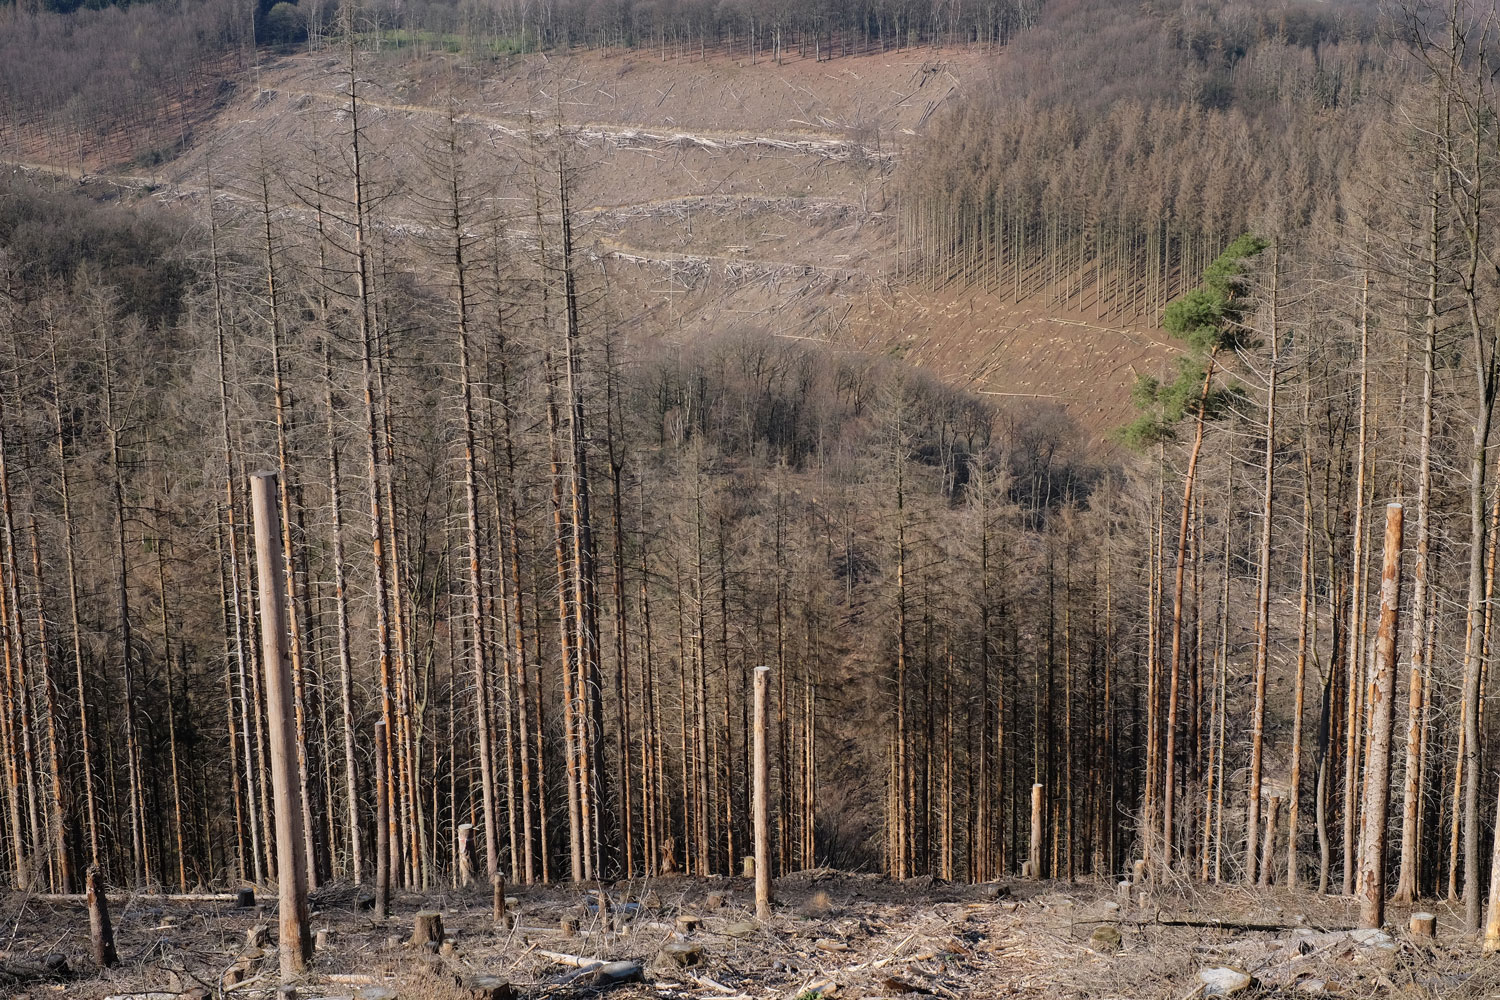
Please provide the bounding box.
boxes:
[5,42,1175,446]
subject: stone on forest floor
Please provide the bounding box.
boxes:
[660,942,704,967]
[467,975,516,1000]
[1199,966,1254,996]
[1350,928,1395,950]
[1088,925,1122,953]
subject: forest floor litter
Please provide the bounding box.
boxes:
[3,871,1495,999]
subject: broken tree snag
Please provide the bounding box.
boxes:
[1258,796,1282,888]
[410,910,445,949]
[250,473,313,979]
[753,665,774,920]
[86,867,118,968]
[493,872,506,924]
[1358,502,1403,932]
[374,718,390,922]
[1026,784,1044,879]
[457,824,474,887]
[1410,912,1436,938]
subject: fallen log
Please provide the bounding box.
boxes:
[1155,918,1355,933]
[32,891,244,904]
[0,954,71,989]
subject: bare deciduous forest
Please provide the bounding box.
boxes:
[5,0,1500,997]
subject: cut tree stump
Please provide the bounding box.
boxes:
[560,916,579,937]
[315,928,332,951]
[87,867,118,969]
[410,911,446,949]
[235,888,256,908]
[246,925,271,950]
[1410,912,1436,938]
[456,824,475,887]
[1027,784,1044,879]
[675,915,701,934]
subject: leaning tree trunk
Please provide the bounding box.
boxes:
[1163,354,1216,868]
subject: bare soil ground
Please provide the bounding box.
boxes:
[5,873,1492,999]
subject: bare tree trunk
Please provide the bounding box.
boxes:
[49,336,99,873]
[1343,276,1372,899]
[1288,377,1315,891]
[555,142,605,879]
[101,333,147,888]
[1247,248,1279,884]
[250,473,312,978]
[25,513,69,892]
[1357,504,1404,929]
[345,28,400,899]
[155,520,188,891]
[1164,357,1216,868]
[322,346,362,883]
[546,356,584,882]
[375,718,390,919]
[441,113,500,904]
[1395,173,1440,904]
[754,666,773,919]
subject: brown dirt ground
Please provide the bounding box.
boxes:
[6,873,1494,999]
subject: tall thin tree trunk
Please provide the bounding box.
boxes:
[1247,247,1279,883]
